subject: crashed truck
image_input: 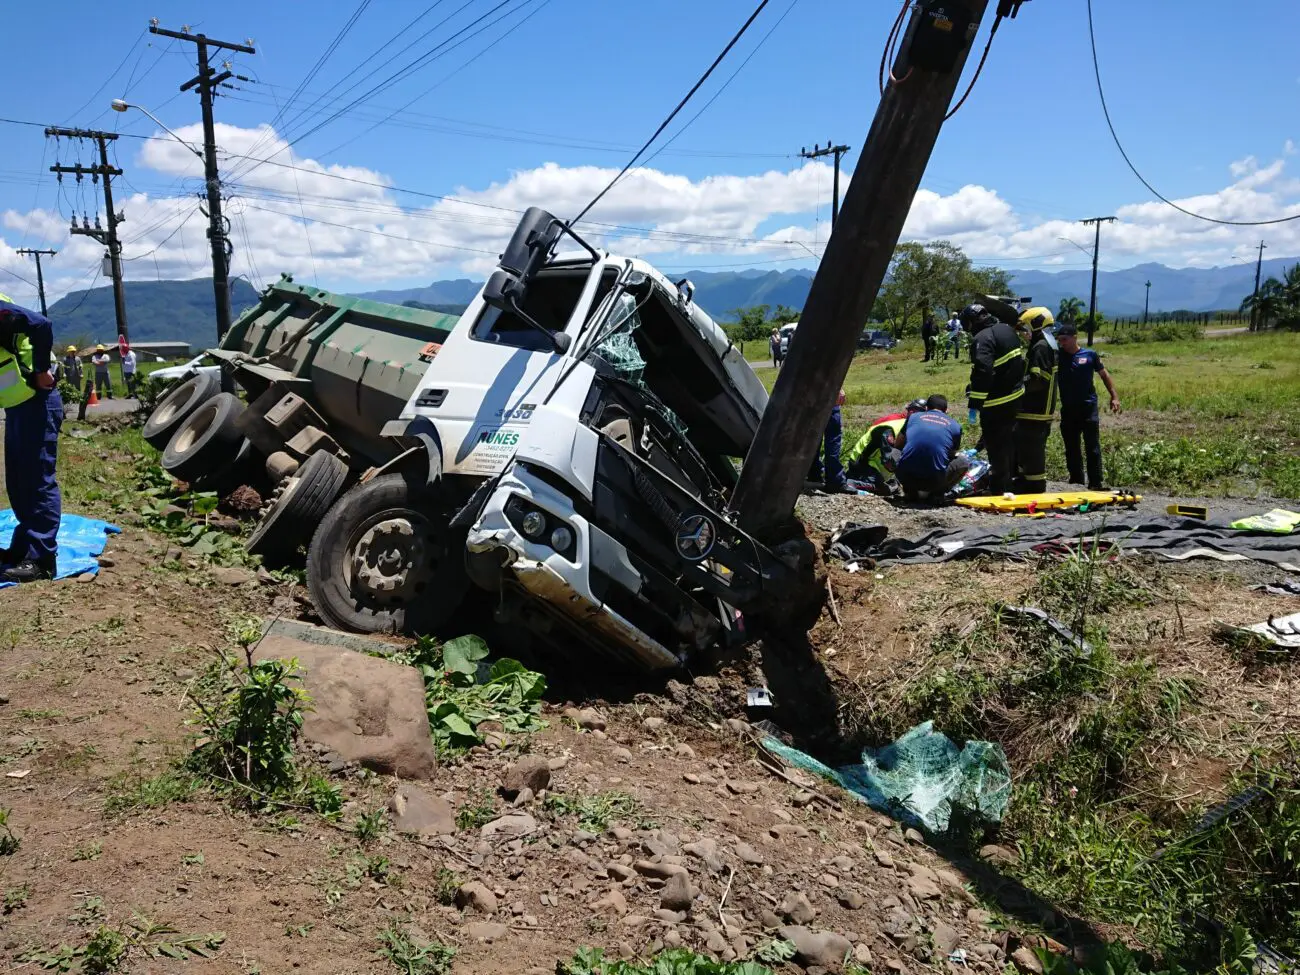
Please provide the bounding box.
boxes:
[145,207,807,671]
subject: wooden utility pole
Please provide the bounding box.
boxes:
[150,24,255,345]
[1250,240,1267,331]
[46,127,128,342]
[1080,215,1115,347]
[1143,279,1150,326]
[733,0,1025,535]
[800,142,852,228]
[16,248,56,316]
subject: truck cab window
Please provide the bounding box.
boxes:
[471,267,614,351]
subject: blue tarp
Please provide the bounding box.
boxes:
[763,721,1012,834]
[0,510,121,589]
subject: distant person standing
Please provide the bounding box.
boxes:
[769,328,781,369]
[61,346,82,390]
[1056,324,1121,490]
[945,315,964,360]
[121,346,137,397]
[921,315,938,362]
[91,345,113,399]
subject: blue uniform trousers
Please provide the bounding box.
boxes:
[809,405,846,489]
[4,390,63,566]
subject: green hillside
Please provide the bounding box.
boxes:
[47,278,261,350]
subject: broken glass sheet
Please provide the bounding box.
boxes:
[595,293,688,437]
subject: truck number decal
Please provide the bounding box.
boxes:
[493,403,536,422]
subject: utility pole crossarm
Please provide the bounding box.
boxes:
[148,25,255,54]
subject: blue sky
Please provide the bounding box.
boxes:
[1,0,1297,305]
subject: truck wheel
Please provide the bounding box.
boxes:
[306,471,469,635]
[162,392,246,484]
[142,370,220,450]
[247,451,350,565]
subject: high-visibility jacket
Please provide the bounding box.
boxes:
[0,295,52,410]
[1017,332,1058,421]
[846,417,906,475]
[967,322,1025,411]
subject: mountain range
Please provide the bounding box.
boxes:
[43,257,1297,350]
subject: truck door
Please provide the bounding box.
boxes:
[402,263,615,478]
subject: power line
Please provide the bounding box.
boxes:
[1087,0,1300,226]
[242,0,373,167]
[318,0,553,160]
[62,30,146,123]
[265,0,456,153]
[240,202,500,254]
[571,0,773,226]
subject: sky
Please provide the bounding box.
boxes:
[0,0,1297,309]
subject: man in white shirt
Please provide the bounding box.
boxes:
[91,345,113,399]
[121,347,138,397]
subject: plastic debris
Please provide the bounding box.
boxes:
[1231,509,1300,534]
[999,605,1094,656]
[0,511,121,590]
[1214,612,1300,653]
[762,721,1012,834]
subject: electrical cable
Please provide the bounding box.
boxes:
[242,1,373,169]
[122,205,203,260]
[570,0,773,227]
[236,0,508,179]
[240,202,501,255]
[317,0,553,160]
[62,30,145,123]
[267,0,454,151]
[879,0,910,95]
[945,13,1001,119]
[58,264,104,317]
[0,266,38,290]
[1086,0,1300,226]
[608,0,800,195]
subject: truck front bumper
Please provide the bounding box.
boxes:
[466,466,683,672]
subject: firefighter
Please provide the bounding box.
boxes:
[962,303,1025,495]
[1013,306,1058,495]
[0,294,62,582]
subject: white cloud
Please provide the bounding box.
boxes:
[1,125,1297,311]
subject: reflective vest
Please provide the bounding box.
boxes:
[1017,332,1058,421]
[847,417,906,475]
[0,331,37,409]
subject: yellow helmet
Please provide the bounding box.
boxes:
[95,344,106,352]
[66,345,78,353]
[1018,306,1055,331]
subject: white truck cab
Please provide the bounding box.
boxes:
[305,208,794,670]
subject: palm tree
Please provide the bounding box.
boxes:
[1241,278,1286,329]
[1058,296,1085,324]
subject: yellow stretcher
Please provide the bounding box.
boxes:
[955,490,1142,513]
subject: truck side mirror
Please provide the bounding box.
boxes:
[500,207,563,281]
[482,269,524,313]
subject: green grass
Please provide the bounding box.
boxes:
[764,332,1300,497]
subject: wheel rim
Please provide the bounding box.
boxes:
[171,400,217,455]
[345,510,444,608]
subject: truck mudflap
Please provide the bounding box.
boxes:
[466,468,683,672]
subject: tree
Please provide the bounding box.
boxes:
[875,240,1011,336]
[1241,279,1287,329]
[728,305,774,346]
[1058,296,1085,324]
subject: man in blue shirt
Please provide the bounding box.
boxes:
[1056,324,1121,490]
[892,394,969,501]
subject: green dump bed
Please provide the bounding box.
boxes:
[218,276,459,448]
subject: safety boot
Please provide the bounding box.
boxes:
[2,558,56,583]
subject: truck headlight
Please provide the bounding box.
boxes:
[550,526,574,552]
[520,511,547,539]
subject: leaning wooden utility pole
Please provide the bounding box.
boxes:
[1080,215,1115,347]
[733,0,1026,535]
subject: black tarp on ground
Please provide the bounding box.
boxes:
[828,514,1300,570]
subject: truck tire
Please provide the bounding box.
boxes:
[247,451,350,565]
[306,470,469,635]
[162,392,246,484]
[142,370,220,450]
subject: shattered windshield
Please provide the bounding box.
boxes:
[594,292,689,437]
